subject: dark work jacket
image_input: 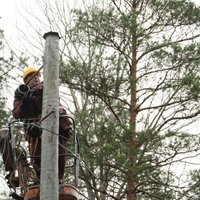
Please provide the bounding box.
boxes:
[12,82,72,137]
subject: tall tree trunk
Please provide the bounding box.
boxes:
[127,1,137,200]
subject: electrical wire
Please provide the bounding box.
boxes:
[1,114,113,199]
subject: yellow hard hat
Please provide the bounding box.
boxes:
[23,67,41,81]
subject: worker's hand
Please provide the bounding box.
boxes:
[15,84,30,99]
[22,91,33,104]
[20,90,33,112]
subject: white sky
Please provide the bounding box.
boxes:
[0,0,30,50]
[0,0,41,56]
[0,0,17,38]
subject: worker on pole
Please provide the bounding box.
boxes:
[12,66,72,185]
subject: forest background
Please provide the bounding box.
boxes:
[1,0,200,200]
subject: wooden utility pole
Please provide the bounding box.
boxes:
[40,32,60,200]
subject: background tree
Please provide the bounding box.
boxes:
[0,23,15,200]
[0,28,10,123]
[59,0,200,199]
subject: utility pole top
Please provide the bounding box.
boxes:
[43,31,60,40]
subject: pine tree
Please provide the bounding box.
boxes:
[0,27,9,126]
[0,26,12,200]
[59,0,200,199]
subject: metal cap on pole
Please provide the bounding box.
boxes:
[40,31,60,200]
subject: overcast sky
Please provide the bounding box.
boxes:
[0,0,26,46]
[0,0,200,56]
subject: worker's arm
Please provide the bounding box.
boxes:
[12,86,34,119]
[59,106,72,130]
[59,106,73,140]
[12,83,43,121]
[12,97,26,119]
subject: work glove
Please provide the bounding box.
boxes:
[15,84,30,99]
[27,123,42,138]
[20,90,33,113]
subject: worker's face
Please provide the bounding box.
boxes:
[24,73,41,87]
